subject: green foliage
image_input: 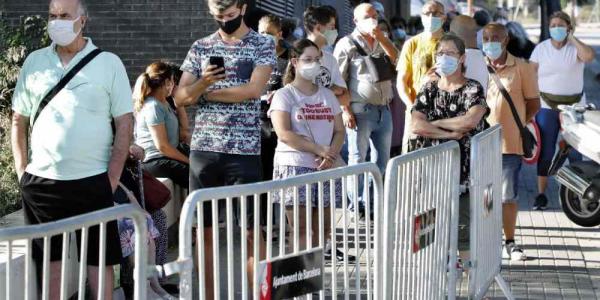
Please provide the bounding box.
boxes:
[0,15,50,113]
[0,15,50,217]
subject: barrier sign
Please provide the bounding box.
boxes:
[413,208,436,253]
[258,248,324,300]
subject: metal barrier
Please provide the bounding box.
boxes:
[468,125,514,300]
[168,163,384,300]
[0,204,148,300]
[382,141,461,300]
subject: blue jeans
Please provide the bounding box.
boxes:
[346,103,393,208]
[535,108,582,176]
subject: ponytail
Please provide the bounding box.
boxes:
[132,61,173,112]
[283,61,296,85]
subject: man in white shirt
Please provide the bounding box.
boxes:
[304,6,354,128]
[450,15,488,91]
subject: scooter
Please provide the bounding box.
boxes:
[549,104,600,227]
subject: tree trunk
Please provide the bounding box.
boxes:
[540,0,562,41]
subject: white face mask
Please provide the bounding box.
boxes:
[48,16,82,46]
[298,62,321,81]
[357,18,377,34]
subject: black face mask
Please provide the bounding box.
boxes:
[216,13,243,35]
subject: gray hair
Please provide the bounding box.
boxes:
[207,0,245,13]
[77,0,87,16]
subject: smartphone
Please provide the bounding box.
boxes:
[209,56,225,75]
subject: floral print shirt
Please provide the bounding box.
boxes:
[181,30,276,155]
[409,79,489,186]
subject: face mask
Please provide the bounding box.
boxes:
[421,15,443,33]
[550,26,568,42]
[393,28,406,40]
[436,55,459,76]
[357,18,377,34]
[298,62,321,81]
[216,12,243,35]
[483,42,503,60]
[48,16,81,46]
[322,29,338,46]
[261,33,277,45]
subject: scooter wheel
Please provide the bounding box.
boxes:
[559,184,600,227]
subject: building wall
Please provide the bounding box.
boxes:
[2,0,217,81]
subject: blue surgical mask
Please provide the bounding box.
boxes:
[483,42,503,60]
[421,15,443,33]
[393,28,406,40]
[436,55,459,76]
[550,26,568,42]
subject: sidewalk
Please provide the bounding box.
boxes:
[457,44,600,298]
[458,163,600,299]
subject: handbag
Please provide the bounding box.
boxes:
[487,65,540,163]
[287,87,346,168]
[141,168,171,213]
[120,160,171,213]
[349,36,396,83]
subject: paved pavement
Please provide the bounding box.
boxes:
[458,24,600,300]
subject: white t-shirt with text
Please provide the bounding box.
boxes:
[268,85,342,169]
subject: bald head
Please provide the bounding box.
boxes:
[483,23,508,39]
[49,0,86,17]
[422,0,445,14]
[354,3,376,21]
[450,15,477,48]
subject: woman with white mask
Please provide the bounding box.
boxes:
[409,34,488,265]
[268,39,347,258]
[529,11,596,211]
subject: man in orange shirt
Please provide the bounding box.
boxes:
[483,24,540,261]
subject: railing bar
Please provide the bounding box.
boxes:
[97,222,106,300]
[60,232,69,300]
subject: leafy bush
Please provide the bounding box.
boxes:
[0,15,50,217]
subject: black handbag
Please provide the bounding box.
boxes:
[487,65,539,161]
[349,36,396,83]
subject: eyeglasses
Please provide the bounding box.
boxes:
[435,51,460,58]
[298,57,321,64]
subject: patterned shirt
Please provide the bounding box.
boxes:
[181,30,276,155]
[409,79,489,186]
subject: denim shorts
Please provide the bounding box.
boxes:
[502,154,522,203]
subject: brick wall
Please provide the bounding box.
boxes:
[2,0,217,82]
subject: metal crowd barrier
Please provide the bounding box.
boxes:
[168,163,384,300]
[468,125,514,300]
[382,141,461,300]
[0,204,148,300]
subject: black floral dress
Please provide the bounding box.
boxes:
[408,79,489,186]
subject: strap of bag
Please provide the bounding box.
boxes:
[349,36,369,57]
[486,65,527,132]
[32,48,103,127]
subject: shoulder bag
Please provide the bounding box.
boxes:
[487,65,541,164]
[349,36,396,83]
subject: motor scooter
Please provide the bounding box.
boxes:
[549,104,600,227]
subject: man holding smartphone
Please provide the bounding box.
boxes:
[174,0,275,297]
